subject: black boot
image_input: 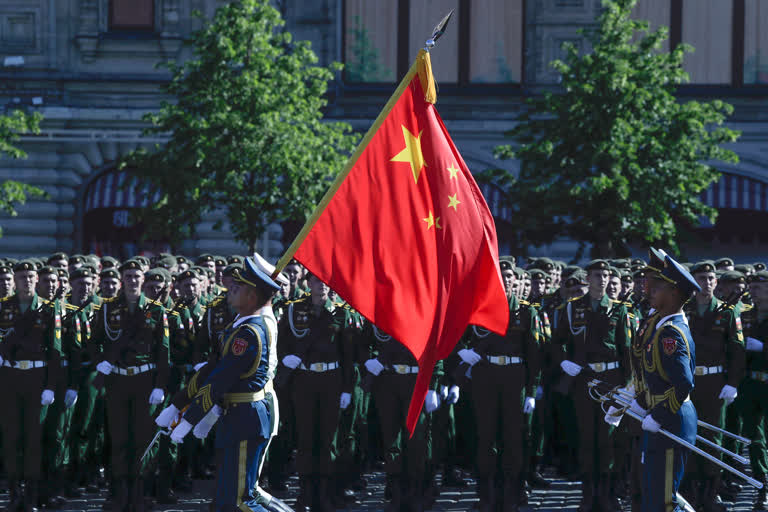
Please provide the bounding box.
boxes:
[155,471,178,505]
[6,479,22,512]
[293,476,311,512]
[314,477,336,512]
[23,481,39,512]
[385,475,403,512]
[754,475,768,511]
[701,478,728,512]
[478,476,497,512]
[577,476,594,512]
[102,478,127,512]
[442,465,467,487]
[528,456,551,489]
[501,472,521,512]
[596,474,622,512]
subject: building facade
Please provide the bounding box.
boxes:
[1,0,767,261]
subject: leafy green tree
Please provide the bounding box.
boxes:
[489,0,739,258]
[0,110,47,236]
[345,17,393,82]
[127,0,358,250]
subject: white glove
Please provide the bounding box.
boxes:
[641,414,661,433]
[457,348,482,366]
[747,337,764,352]
[155,404,180,428]
[536,385,544,400]
[193,362,207,372]
[193,405,222,439]
[439,385,449,400]
[64,389,78,409]
[0,354,4,366]
[339,392,351,410]
[560,360,582,377]
[523,397,536,414]
[364,358,384,376]
[96,361,113,375]
[447,385,460,404]
[41,389,55,405]
[719,384,738,405]
[630,399,648,417]
[148,388,165,405]
[282,354,301,369]
[604,406,623,427]
[424,390,440,413]
[170,419,193,443]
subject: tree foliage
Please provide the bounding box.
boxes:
[489,0,739,258]
[127,0,358,250]
[0,110,47,236]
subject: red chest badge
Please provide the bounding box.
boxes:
[662,337,677,356]
[231,337,248,356]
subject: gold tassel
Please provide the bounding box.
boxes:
[417,49,437,104]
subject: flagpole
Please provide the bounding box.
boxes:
[272,11,455,277]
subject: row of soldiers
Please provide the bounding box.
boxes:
[0,250,765,512]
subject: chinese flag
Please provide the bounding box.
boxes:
[277,50,509,433]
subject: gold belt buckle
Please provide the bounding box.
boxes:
[694,367,704,376]
[311,362,324,372]
[127,367,135,376]
[19,361,30,370]
[499,356,508,365]
[394,364,406,374]
[593,363,605,372]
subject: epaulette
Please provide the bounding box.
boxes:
[567,295,582,303]
[65,303,79,311]
[622,301,633,307]
[520,299,531,306]
[742,303,754,312]
[92,304,102,311]
[209,295,226,307]
[102,297,118,303]
[286,297,308,306]
[530,301,542,308]
[168,310,180,318]
[0,296,12,303]
[148,298,164,307]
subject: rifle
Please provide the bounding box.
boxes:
[92,297,153,390]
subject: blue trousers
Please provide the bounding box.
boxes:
[641,401,697,512]
[214,437,269,512]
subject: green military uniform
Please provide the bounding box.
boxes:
[0,263,63,509]
[464,292,541,511]
[554,262,631,512]
[732,270,768,508]
[95,289,169,510]
[684,261,745,511]
[277,294,353,511]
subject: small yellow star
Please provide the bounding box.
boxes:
[447,164,459,179]
[448,193,461,211]
[391,125,426,184]
[423,211,442,230]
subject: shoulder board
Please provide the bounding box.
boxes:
[742,303,754,312]
[209,295,225,307]
[102,297,118,303]
[92,304,102,311]
[520,299,531,306]
[149,299,164,307]
[65,304,79,311]
[287,297,308,306]
[723,304,735,310]
[0,296,12,303]
[168,310,180,318]
[622,301,633,307]
[567,296,582,303]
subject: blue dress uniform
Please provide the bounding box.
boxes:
[183,315,271,511]
[637,255,699,512]
[168,255,280,512]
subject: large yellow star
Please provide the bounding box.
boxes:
[448,193,461,211]
[447,164,459,179]
[423,211,442,230]
[391,125,426,184]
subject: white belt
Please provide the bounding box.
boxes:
[391,364,419,374]
[299,361,339,372]
[3,360,46,370]
[588,361,619,373]
[751,371,768,382]
[486,355,523,365]
[695,365,723,376]
[113,363,156,376]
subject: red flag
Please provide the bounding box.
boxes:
[277,51,508,433]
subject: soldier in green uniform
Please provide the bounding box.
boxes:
[740,270,768,510]
[715,258,735,272]
[36,265,59,301]
[363,323,441,512]
[556,259,631,512]
[606,267,622,301]
[0,260,63,511]
[684,260,745,512]
[459,257,541,511]
[278,273,353,512]
[93,259,170,511]
[67,267,105,495]
[47,252,69,271]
